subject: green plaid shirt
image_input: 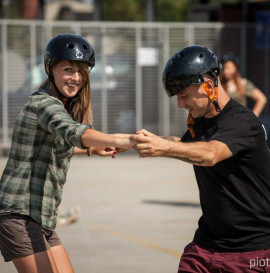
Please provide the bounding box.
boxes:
[0,86,91,230]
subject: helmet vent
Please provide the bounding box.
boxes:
[178,53,184,58]
[67,44,74,49]
[199,53,204,58]
[83,44,88,50]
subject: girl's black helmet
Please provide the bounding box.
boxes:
[220,52,239,65]
[162,45,222,97]
[44,33,95,68]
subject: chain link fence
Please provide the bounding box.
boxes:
[0,20,269,149]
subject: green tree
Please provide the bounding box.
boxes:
[158,0,197,22]
[102,0,206,22]
[103,0,145,21]
[209,0,240,3]
[1,0,20,19]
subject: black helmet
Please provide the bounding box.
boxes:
[162,45,222,97]
[220,52,239,65]
[44,33,95,69]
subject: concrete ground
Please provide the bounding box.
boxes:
[0,151,201,273]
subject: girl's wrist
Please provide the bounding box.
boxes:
[115,136,125,148]
[166,140,171,156]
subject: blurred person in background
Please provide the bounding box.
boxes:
[132,45,270,273]
[0,34,135,273]
[220,52,267,117]
[220,52,270,147]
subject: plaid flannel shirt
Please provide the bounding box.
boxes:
[0,86,91,230]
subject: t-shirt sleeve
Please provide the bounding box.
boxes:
[181,129,192,142]
[37,96,92,148]
[244,79,256,96]
[209,115,260,156]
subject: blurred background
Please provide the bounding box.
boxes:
[0,0,270,153]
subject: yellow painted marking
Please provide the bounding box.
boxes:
[89,224,182,259]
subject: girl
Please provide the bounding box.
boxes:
[220,52,267,117]
[0,34,135,273]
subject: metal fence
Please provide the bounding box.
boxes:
[0,20,269,149]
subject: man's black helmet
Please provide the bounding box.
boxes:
[162,45,222,97]
[44,33,95,69]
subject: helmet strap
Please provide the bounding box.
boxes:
[201,79,221,112]
[187,78,221,140]
[48,65,54,82]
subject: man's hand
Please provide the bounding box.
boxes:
[131,129,171,158]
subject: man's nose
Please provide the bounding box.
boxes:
[177,96,185,108]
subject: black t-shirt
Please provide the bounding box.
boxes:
[181,99,270,251]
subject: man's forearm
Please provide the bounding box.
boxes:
[167,140,231,167]
[161,136,181,142]
[169,155,204,165]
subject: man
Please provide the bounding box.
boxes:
[132,45,270,272]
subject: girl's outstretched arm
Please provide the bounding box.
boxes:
[81,128,135,149]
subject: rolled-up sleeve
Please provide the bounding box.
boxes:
[37,96,92,148]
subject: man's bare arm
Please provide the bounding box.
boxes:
[167,140,232,166]
[161,136,181,142]
[132,129,232,167]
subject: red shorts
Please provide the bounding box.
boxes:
[178,242,270,273]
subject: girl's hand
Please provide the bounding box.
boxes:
[116,147,129,153]
[136,129,155,136]
[91,147,118,159]
[113,133,136,150]
[113,134,138,150]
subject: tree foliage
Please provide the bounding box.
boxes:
[1,0,20,19]
[209,0,240,3]
[103,0,198,22]
[103,0,145,21]
[157,0,196,22]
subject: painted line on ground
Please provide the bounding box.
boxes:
[89,224,182,259]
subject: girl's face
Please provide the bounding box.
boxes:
[221,60,237,80]
[52,61,85,98]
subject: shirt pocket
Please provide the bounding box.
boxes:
[53,138,74,160]
[13,110,38,145]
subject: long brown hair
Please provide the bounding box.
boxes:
[220,61,244,96]
[41,60,93,125]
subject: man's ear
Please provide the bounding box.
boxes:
[204,78,215,93]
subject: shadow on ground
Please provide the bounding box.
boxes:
[142,199,200,208]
